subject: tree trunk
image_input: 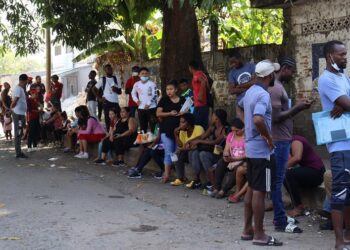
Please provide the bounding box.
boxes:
[45,27,51,90]
[160,0,205,91]
[210,18,218,52]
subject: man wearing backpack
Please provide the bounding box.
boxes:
[93,64,122,130]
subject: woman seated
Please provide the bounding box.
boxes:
[95,107,137,167]
[75,106,106,159]
[211,118,247,199]
[284,135,325,217]
[127,133,164,179]
[172,113,204,186]
[64,106,83,153]
[185,109,228,189]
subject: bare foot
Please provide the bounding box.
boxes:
[287,206,305,217]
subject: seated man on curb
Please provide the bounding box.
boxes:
[284,135,325,217]
[127,133,164,179]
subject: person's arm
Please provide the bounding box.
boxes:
[254,115,273,150]
[125,79,132,95]
[1,92,8,110]
[117,118,137,138]
[272,102,311,124]
[331,96,350,118]
[10,97,19,110]
[229,80,255,95]
[131,83,140,105]
[156,106,177,118]
[287,140,303,168]
[92,79,102,101]
[174,127,183,148]
[197,75,207,103]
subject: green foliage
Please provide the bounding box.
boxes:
[0,0,43,56]
[219,0,283,47]
[0,51,44,74]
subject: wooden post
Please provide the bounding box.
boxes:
[46,27,51,91]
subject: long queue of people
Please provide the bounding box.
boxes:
[2,39,350,249]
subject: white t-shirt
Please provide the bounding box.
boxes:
[95,76,121,103]
[131,80,158,109]
[13,85,27,115]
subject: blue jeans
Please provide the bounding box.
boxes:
[161,133,176,166]
[272,140,291,227]
[193,106,209,130]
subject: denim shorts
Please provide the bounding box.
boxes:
[330,150,350,210]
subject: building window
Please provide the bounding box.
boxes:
[54,46,62,56]
[66,46,73,54]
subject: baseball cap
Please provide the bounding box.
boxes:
[255,60,280,78]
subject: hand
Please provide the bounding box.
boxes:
[331,104,344,118]
[263,136,274,151]
[174,127,181,136]
[144,105,150,110]
[170,110,178,116]
[295,100,312,110]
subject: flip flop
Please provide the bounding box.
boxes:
[240,234,254,241]
[253,236,283,246]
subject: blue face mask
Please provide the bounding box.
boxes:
[140,76,149,82]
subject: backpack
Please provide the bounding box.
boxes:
[102,76,122,95]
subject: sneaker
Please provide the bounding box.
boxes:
[94,158,106,165]
[118,161,127,167]
[79,152,89,159]
[112,161,121,167]
[185,180,201,189]
[33,147,40,151]
[153,171,163,180]
[128,169,142,179]
[170,179,184,186]
[16,153,28,159]
[63,147,71,153]
[74,152,84,158]
[113,161,127,167]
[27,148,33,153]
[275,223,302,233]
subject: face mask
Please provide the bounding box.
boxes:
[132,72,138,77]
[140,76,149,82]
[330,55,341,71]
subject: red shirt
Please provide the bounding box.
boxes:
[125,76,140,107]
[51,82,63,99]
[27,98,40,121]
[192,70,208,107]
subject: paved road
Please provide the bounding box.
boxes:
[0,138,334,250]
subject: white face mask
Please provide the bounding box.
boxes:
[330,55,341,71]
[132,72,138,77]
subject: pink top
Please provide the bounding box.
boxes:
[226,132,245,158]
[4,116,12,131]
[79,117,105,135]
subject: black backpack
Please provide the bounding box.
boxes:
[102,76,122,95]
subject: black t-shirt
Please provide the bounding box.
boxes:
[157,96,185,138]
[86,79,97,101]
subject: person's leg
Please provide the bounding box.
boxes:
[135,147,153,173]
[103,101,111,130]
[242,186,254,237]
[33,119,41,148]
[129,106,136,118]
[330,151,349,249]
[271,141,290,228]
[27,120,34,149]
[193,106,209,130]
[161,133,176,180]
[81,140,87,153]
[199,151,218,176]
[147,108,157,133]
[12,113,22,156]
[188,150,201,181]
[98,101,103,121]
[252,190,268,241]
[137,109,148,133]
[174,151,188,180]
[231,164,247,200]
[151,149,165,172]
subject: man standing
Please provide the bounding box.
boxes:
[85,70,98,117]
[125,66,140,117]
[93,64,122,130]
[268,57,309,233]
[49,75,63,111]
[11,74,28,159]
[189,61,209,130]
[241,60,282,247]
[318,40,350,250]
[228,51,256,121]
[131,67,158,133]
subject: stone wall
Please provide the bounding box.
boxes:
[283,0,350,146]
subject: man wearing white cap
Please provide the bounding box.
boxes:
[268,56,310,233]
[240,60,283,246]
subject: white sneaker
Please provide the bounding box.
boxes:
[27,148,33,153]
[33,147,40,151]
[74,152,84,158]
[79,152,89,159]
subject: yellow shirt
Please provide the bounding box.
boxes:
[179,125,204,146]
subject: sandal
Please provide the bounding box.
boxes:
[275,223,303,233]
[228,194,240,203]
[253,236,283,246]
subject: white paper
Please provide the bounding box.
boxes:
[180,98,193,113]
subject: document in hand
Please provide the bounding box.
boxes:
[180,97,194,113]
[312,111,350,145]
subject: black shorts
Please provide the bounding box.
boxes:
[247,155,276,192]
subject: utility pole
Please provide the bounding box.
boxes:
[45,27,51,91]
